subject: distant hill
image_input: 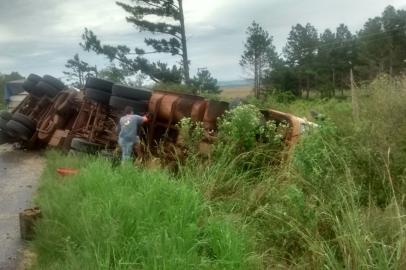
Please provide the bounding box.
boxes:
[218,79,253,89]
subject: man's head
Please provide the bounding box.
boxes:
[124,106,133,115]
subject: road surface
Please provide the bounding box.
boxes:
[0,145,44,270]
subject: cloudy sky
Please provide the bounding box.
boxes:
[0,0,405,82]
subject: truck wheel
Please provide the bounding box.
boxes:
[0,111,13,132]
[70,138,104,154]
[109,96,148,113]
[85,88,111,105]
[0,118,8,131]
[42,75,66,90]
[22,74,42,92]
[0,131,13,145]
[27,74,42,82]
[112,84,152,100]
[85,77,113,93]
[12,113,37,131]
[32,81,60,97]
[6,120,34,141]
[0,111,12,121]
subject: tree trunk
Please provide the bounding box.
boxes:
[79,70,83,88]
[389,47,394,77]
[332,68,336,97]
[350,68,359,122]
[298,73,303,97]
[258,66,262,98]
[254,61,259,98]
[178,0,190,83]
[306,76,310,99]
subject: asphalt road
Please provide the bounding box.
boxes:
[0,145,44,270]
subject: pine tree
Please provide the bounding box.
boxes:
[63,54,97,88]
[240,21,277,98]
[284,23,319,98]
[81,0,189,84]
[190,69,220,94]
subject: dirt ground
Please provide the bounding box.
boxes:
[0,145,44,270]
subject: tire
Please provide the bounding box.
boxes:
[0,118,8,131]
[22,74,42,92]
[85,88,111,105]
[0,111,12,121]
[12,113,37,131]
[109,96,148,113]
[85,77,113,93]
[27,74,42,82]
[112,84,152,100]
[32,81,60,97]
[0,131,13,145]
[6,120,34,141]
[22,80,37,93]
[0,111,12,131]
[42,75,65,90]
[70,138,104,154]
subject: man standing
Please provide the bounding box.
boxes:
[117,106,149,161]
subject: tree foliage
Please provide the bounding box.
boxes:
[81,0,189,84]
[190,69,220,94]
[240,21,277,98]
[264,5,406,98]
[63,54,97,88]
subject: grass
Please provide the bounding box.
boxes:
[31,75,406,269]
[220,85,253,100]
[32,152,258,269]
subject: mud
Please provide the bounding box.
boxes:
[0,145,44,270]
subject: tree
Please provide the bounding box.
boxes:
[284,23,319,98]
[317,25,356,96]
[381,6,406,75]
[264,57,300,96]
[81,0,189,84]
[63,54,97,88]
[240,21,277,99]
[98,64,131,84]
[98,64,147,87]
[317,28,337,96]
[190,69,220,94]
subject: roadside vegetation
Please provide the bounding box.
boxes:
[31,76,406,269]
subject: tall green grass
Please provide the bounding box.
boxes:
[32,76,406,269]
[32,151,258,269]
[177,76,406,269]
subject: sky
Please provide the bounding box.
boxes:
[0,0,406,82]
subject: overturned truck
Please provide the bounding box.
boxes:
[0,74,310,156]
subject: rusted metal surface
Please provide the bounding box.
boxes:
[202,100,229,130]
[3,84,310,160]
[48,129,70,147]
[147,90,211,149]
[68,97,118,149]
[36,90,80,144]
[260,109,305,151]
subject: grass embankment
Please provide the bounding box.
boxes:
[179,76,406,268]
[32,153,257,269]
[32,76,406,269]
